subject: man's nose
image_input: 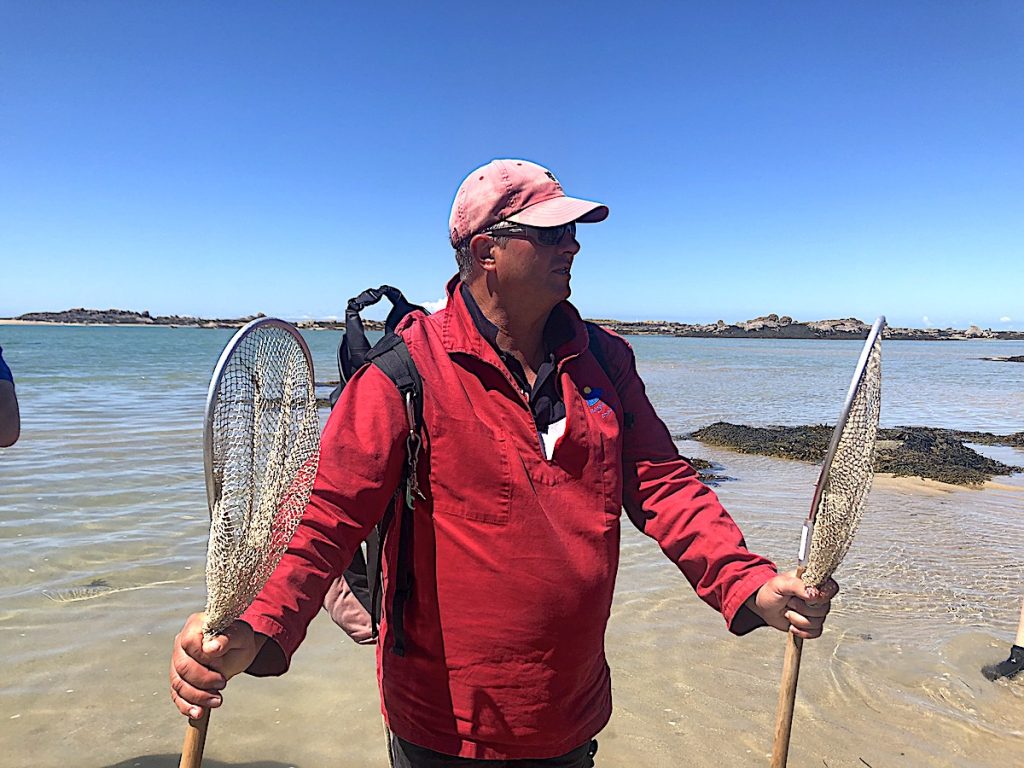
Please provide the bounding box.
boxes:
[561,231,580,256]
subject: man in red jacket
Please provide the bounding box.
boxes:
[170,159,837,766]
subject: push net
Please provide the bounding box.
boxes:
[202,322,321,636]
[802,326,883,588]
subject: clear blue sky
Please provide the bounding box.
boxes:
[2,2,1021,329]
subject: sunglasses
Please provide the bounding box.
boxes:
[484,221,576,246]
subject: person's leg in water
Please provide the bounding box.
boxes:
[982,598,1024,681]
[982,644,1024,681]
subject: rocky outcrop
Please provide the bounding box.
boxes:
[13,308,270,329]
[686,422,1023,486]
[17,308,161,324]
[980,355,1024,363]
[590,316,1024,341]
[10,308,382,331]
[295,318,382,331]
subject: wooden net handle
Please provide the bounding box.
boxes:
[770,631,803,768]
[179,709,210,768]
[770,564,807,768]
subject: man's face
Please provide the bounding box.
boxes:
[484,223,581,314]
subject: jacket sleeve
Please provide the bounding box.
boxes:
[602,334,778,634]
[241,363,407,674]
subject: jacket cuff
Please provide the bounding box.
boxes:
[239,615,293,677]
[722,566,777,635]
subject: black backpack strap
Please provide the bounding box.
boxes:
[367,334,423,426]
[363,508,391,634]
[585,322,611,380]
[387,480,417,657]
[365,336,423,656]
[585,322,634,430]
[342,540,373,614]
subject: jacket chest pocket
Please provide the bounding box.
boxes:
[426,417,511,525]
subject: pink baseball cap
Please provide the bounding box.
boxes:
[449,159,609,246]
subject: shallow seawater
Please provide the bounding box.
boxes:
[0,326,1022,767]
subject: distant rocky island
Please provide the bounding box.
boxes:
[8,308,264,330]
[588,314,1024,341]
[5,308,1024,341]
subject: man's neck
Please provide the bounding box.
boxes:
[465,281,551,374]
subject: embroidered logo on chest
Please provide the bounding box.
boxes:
[582,386,613,419]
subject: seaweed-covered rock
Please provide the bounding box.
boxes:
[689,423,833,462]
[682,456,733,486]
[688,422,1023,486]
[685,456,713,471]
[901,426,1024,448]
[875,428,1015,485]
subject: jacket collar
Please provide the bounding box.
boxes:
[439,274,589,366]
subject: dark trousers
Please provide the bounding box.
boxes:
[389,734,598,768]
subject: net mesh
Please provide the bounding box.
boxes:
[802,330,882,588]
[202,323,321,636]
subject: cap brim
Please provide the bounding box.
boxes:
[507,196,609,227]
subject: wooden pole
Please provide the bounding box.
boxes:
[179,709,210,768]
[770,632,804,768]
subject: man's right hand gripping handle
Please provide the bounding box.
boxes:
[169,613,265,719]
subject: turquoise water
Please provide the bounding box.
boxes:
[1,325,1022,767]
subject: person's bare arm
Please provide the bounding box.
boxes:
[0,380,19,447]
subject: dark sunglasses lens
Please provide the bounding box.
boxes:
[539,222,574,245]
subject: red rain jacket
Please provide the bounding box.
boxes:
[241,280,777,759]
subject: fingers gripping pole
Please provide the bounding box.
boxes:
[179,710,210,768]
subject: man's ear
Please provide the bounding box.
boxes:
[469,234,497,271]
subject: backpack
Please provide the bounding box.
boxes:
[321,285,620,655]
[323,285,427,656]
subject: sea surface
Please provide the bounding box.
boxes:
[1,325,1022,768]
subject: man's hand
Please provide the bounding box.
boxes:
[746,572,839,639]
[169,613,264,719]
